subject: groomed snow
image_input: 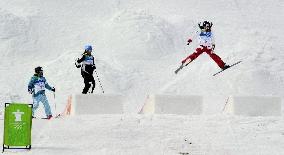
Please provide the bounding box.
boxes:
[0,0,284,154]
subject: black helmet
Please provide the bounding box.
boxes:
[35,66,43,76]
[198,21,213,30]
[35,66,43,73]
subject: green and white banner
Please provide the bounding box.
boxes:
[3,103,32,151]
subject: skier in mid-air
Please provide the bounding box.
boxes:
[75,45,96,94]
[28,66,55,119]
[181,21,230,70]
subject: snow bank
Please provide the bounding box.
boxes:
[224,96,282,116]
[140,95,203,115]
[103,10,176,61]
[0,9,31,57]
[73,94,125,114]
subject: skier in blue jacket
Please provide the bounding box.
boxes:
[28,66,55,119]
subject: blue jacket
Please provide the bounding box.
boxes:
[28,74,53,97]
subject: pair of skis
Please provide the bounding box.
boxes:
[40,114,62,120]
[175,60,242,76]
[31,114,61,120]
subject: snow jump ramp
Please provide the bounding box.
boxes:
[140,95,203,115]
[224,96,282,116]
[72,94,124,115]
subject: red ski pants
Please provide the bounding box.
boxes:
[182,46,225,68]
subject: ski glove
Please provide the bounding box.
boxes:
[75,61,81,68]
[187,38,192,45]
[28,88,33,94]
[51,87,55,92]
[212,44,215,51]
[75,58,81,68]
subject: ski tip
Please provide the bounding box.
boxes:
[213,60,242,76]
[55,114,61,118]
[41,118,50,120]
[235,60,242,64]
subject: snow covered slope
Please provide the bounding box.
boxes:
[1,0,284,112]
[7,115,284,155]
[0,0,284,154]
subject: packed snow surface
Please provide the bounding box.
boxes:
[0,0,284,154]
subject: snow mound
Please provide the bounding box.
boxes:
[0,9,30,56]
[103,10,176,60]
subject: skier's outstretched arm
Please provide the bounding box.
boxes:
[186,26,201,46]
[28,78,35,94]
[77,55,85,63]
[44,78,55,92]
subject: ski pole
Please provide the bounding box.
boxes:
[94,70,105,93]
[53,92,57,115]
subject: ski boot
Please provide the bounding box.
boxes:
[222,64,230,70]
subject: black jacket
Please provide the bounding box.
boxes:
[76,54,96,75]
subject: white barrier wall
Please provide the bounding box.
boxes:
[73,94,124,115]
[224,96,282,116]
[140,95,203,115]
[69,94,281,116]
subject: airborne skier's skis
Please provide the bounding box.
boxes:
[213,61,242,76]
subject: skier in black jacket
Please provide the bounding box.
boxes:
[75,45,96,94]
